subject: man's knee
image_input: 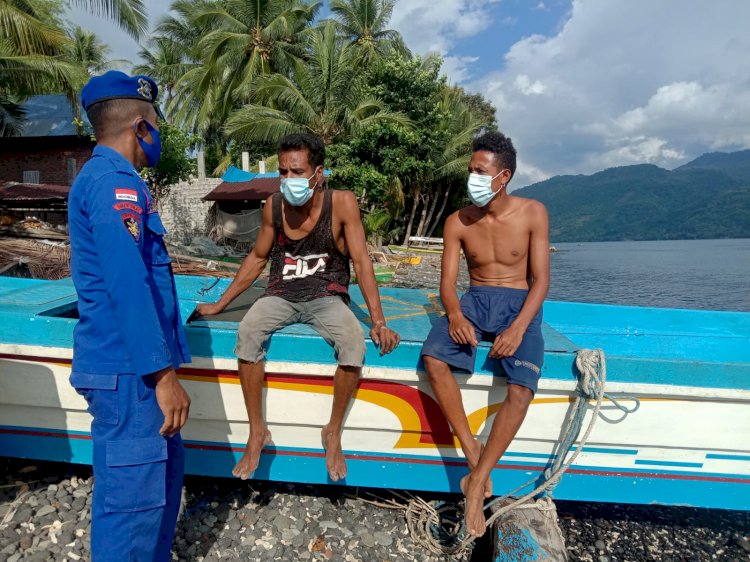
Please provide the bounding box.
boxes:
[423,355,450,383]
[236,299,294,361]
[337,364,361,376]
[323,304,365,367]
[505,384,533,411]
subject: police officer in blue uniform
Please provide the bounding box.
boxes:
[68,71,191,561]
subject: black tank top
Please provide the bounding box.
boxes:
[265,189,351,303]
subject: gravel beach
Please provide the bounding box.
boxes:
[2,457,749,562]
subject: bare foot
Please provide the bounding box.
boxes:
[460,474,487,537]
[464,439,492,498]
[232,428,271,480]
[321,426,347,482]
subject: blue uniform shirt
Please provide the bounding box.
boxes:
[68,145,190,387]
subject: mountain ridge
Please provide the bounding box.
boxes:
[515,150,750,242]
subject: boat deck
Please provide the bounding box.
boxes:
[2,275,747,391]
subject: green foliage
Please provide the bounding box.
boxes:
[460,90,498,132]
[327,53,492,244]
[225,21,410,146]
[1,0,503,246]
[329,0,409,64]
[1,0,145,136]
[165,0,320,136]
[140,121,201,201]
[676,149,750,185]
[516,156,750,242]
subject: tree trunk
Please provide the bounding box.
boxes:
[427,185,451,237]
[422,187,442,237]
[415,193,431,238]
[402,188,421,246]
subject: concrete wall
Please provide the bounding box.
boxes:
[159,177,221,243]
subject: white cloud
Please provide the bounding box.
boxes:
[442,56,480,84]
[584,137,686,171]
[390,0,501,80]
[469,0,750,186]
[514,75,547,95]
[509,159,552,190]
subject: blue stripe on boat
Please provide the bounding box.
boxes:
[706,454,750,462]
[582,447,638,455]
[634,459,704,468]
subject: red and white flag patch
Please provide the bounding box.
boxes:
[115,188,138,202]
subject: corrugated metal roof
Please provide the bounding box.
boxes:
[203,177,280,201]
[0,182,70,201]
[205,165,332,201]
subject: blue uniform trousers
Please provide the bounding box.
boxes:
[80,374,184,562]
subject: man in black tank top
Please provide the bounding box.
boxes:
[195,134,400,482]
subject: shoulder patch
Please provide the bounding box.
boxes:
[115,188,139,202]
[114,202,143,214]
[122,213,141,241]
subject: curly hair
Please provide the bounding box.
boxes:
[278,133,325,169]
[472,131,517,178]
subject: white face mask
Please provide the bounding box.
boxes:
[467,170,506,207]
[280,168,319,206]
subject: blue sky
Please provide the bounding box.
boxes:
[66,1,750,188]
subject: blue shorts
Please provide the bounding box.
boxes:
[421,286,544,393]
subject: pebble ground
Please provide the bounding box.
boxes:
[2,458,749,561]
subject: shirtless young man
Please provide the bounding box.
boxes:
[195,133,400,482]
[420,131,549,537]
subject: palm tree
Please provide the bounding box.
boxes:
[402,87,485,243]
[225,22,410,145]
[69,0,147,40]
[0,1,84,135]
[0,0,148,135]
[133,36,192,104]
[329,0,409,65]
[166,0,320,135]
[65,26,125,77]
[421,88,485,237]
[0,93,25,136]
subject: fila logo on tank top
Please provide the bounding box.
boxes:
[282,252,329,280]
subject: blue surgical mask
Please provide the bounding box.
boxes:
[467,171,506,207]
[280,168,319,206]
[133,118,161,167]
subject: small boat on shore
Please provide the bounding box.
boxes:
[0,275,748,511]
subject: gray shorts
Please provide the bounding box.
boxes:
[235,295,366,367]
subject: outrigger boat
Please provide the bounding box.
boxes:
[1,275,748,511]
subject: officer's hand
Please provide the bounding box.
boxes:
[370,323,400,355]
[194,302,225,318]
[154,368,191,437]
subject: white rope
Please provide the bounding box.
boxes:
[406,349,610,557]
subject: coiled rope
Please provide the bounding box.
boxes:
[406,349,639,558]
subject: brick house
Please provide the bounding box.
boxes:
[0,95,94,224]
[0,95,94,185]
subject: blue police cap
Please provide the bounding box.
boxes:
[81,70,163,118]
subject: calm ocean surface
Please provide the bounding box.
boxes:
[547,238,750,311]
